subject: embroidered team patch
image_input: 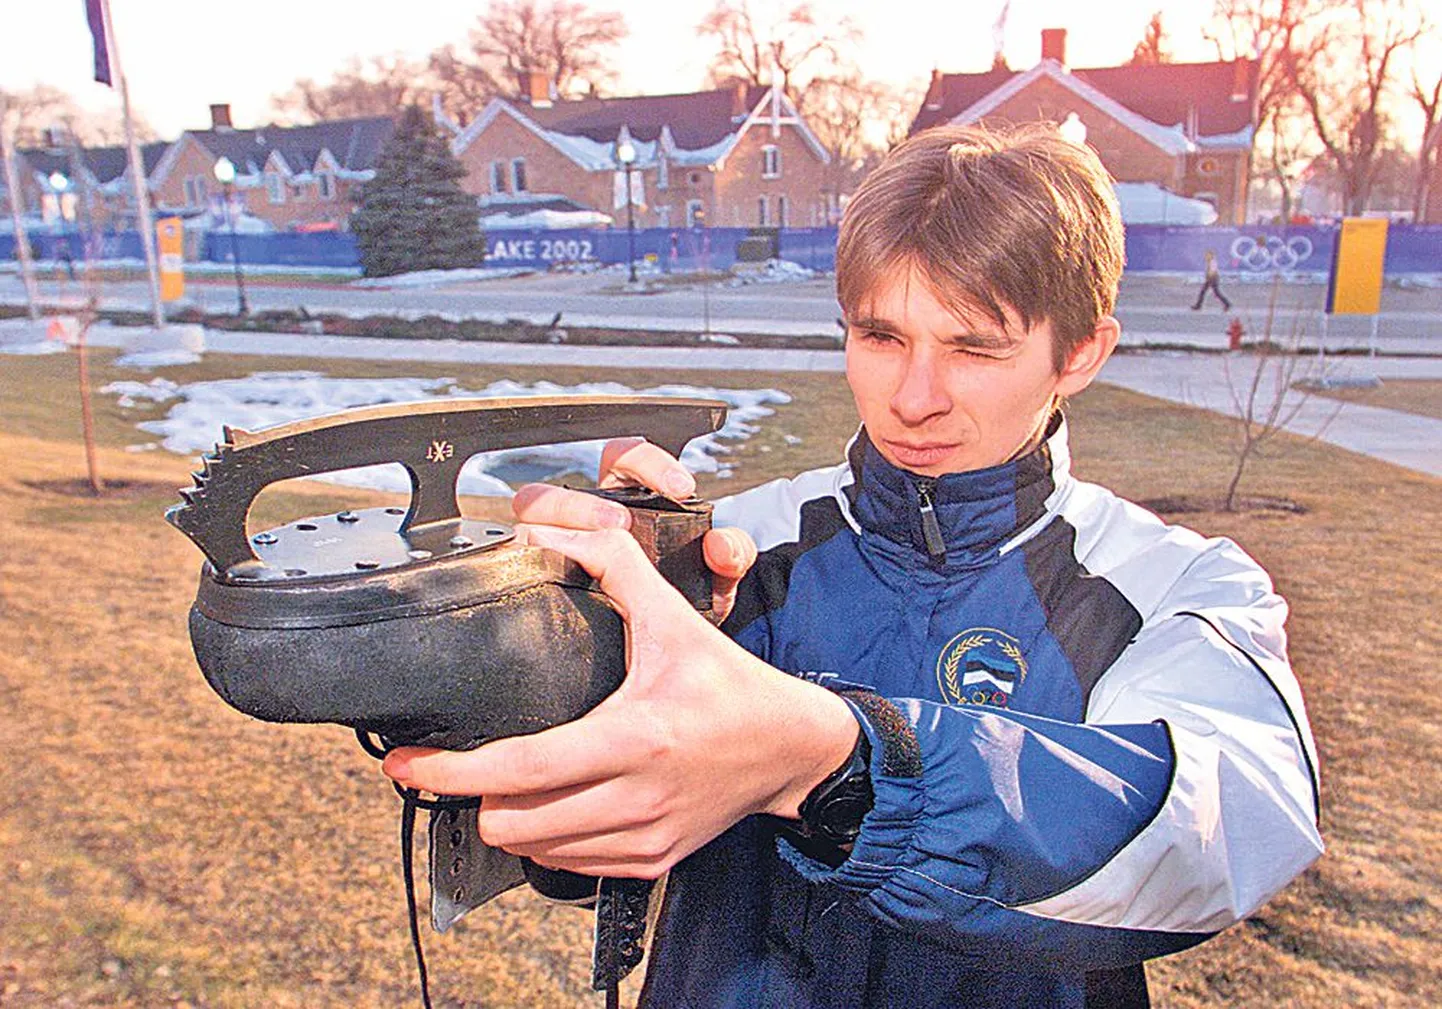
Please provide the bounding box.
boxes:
[937,628,1028,708]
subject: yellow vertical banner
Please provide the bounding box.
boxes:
[1327,217,1388,315]
[156,216,185,302]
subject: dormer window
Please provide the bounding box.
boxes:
[657,156,669,191]
[266,171,285,204]
[511,157,528,192]
[317,172,335,200]
[761,145,781,179]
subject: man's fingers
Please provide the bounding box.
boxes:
[384,711,639,797]
[703,527,756,581]
[523,526,682,622]
[598,437,696,500]
[512,483,631,530]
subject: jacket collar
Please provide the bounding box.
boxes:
[844,413,1071,567]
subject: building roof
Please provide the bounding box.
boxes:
[17,141,170,186]
[183,116,395,177]
[521,85,768,150]
[910,58,1257,144]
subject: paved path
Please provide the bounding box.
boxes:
[5,270,1440,354]
[63,324,1441,479]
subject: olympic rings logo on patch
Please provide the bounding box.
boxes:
[1229,235,1315,272]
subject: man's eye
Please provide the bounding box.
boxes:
[855,329,896,344]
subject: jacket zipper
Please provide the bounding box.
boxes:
[915,480,947,560]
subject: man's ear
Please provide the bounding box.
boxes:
[1056,316,1120,397]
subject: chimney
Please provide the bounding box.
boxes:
[733,82,749,115]
[518,70,553,108]
[1231,58,1250,102]
[1040,28,1067,67]
[209,103,233,131]
[924,69,944,111]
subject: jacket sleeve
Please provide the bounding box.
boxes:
[781,540,1321,970]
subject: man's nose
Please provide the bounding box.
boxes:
[890,347,950,424]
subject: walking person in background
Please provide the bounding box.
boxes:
[1191,249,1231,311]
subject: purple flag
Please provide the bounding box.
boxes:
[84,0,113,86]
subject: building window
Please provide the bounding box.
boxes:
[757,196,769,226]
[686,199,705,228]
[184,175,208,206]
[656,205,671,226]
[688,171,702,186]
[761,145,781,179]
[656,157,669,191]
[511,157,528,192]
[776,195,788,228]
[490,160,507,194]
[266,172,285,204]
[317,172,335,200]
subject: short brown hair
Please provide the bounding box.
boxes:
[837,123,1125,371]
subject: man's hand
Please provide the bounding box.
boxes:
[512,436,757,621]
[382,525,859,879]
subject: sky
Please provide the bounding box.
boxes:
[1,0,1437,140]
[4,0,1225,136]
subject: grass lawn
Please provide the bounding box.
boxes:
[1304,379,1442,422]
[0,349,1438,1008]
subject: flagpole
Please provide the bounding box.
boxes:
[101,0,165,328]
[0,112,42,321]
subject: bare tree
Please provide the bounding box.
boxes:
[1409,60,1441,219]
[698,0,857,96]
[1205,0,1327,220]
[458,0,628,100]
[1128,12,1172,65]
[798,71,891,204]
[272,54,429,123]
[1281,0,1426,214]
[1220,277,1338,511]
[0,85,156,147]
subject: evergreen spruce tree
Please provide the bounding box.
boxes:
[352,104,487,277]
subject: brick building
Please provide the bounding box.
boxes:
[147,105,393,230]
[909,30,1259,225]
[451,77,834,229]
[5,139,168,230]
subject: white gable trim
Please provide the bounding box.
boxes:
[149,133,205,189]
[313,148,340,173]
[948,59,1194,157]
[725,85,831,168]
[263,150,293,176]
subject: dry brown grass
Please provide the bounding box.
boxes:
[0,349,1437,1008]
[1303,379,1442,421]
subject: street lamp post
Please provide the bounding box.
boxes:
[48,172,76,280]
[616,140,638,284]
[213,157,249,316]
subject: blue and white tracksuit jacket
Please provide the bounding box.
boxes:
[639,418,1322,1009]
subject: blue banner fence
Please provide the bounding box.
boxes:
[4,224,1439,276]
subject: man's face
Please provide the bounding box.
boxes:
[844,262,1112,477]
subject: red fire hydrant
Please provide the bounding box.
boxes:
[1227,317,1245,351]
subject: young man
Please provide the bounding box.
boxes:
[386,124,1321,1008]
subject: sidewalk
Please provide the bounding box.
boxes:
[74,324,1442,479]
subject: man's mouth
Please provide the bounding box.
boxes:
[881,439,961,467]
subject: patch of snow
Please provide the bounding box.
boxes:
[698,332,741,345]
[101,373,791,497]
[125,442,160,452]
[183,212,275,234]
[351,266,534,289]
[482,208,613,229]
[0,339,67,356]
[113,349,203,368]
[1113,183,1218,226]
[725,259,817,286]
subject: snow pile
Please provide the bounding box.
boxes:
[113,349,203,368]
[481,209,613,229]
[1113,183,1219,226]
[0,337,67,356]
[351,266,534,288]
[184,212,275,235]
[725,259,817,286]
[101,373,791,496]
